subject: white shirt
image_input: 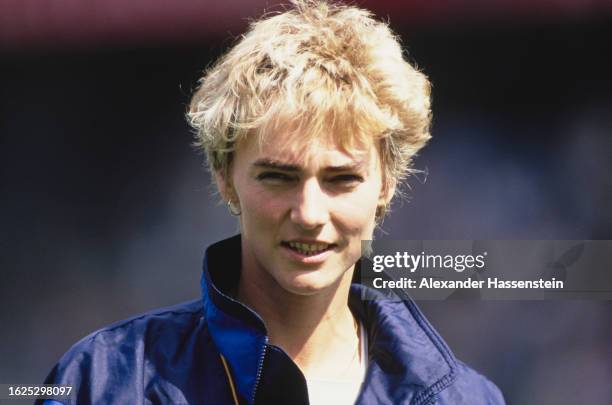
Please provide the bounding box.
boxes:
[306,322,368,405]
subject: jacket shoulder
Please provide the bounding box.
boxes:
[58,299,204,359]
[39,300,207,403]
[435,361,505,405]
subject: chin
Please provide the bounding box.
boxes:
[278,267,345,296]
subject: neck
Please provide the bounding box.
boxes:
[237,262,359,379]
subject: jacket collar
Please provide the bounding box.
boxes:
[201,235,266,404]
[349,285,458,403]
[201,235,457,404]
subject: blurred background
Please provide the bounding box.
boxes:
[1,0,611,404]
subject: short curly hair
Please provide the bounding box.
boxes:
[188,0,431,217]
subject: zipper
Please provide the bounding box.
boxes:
[250,337,268,404]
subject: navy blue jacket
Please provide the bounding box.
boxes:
[41,235,505,404]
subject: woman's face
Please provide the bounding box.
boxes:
[224,131,390,296]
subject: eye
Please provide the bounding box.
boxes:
[328,174,364,185]
[256,172,297,182]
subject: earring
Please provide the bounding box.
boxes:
[227,200,242,216]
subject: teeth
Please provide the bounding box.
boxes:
[288,242,329,255]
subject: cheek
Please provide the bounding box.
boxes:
[239,187,287,230]
[333,189,379,237]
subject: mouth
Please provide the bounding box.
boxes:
[281,241,336,257]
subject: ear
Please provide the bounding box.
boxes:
[214,170,236,203]
[375,177,396,222]
[378,176,397,207]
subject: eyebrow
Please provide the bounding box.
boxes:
[253,158,300,172]
[252,158,366,172]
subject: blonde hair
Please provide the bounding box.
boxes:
[188,0,431,217]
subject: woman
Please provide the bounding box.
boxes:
[40,1,504,404]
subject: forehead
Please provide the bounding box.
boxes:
[236,129,377,169]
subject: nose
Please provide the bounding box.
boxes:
[290,178,329,230]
